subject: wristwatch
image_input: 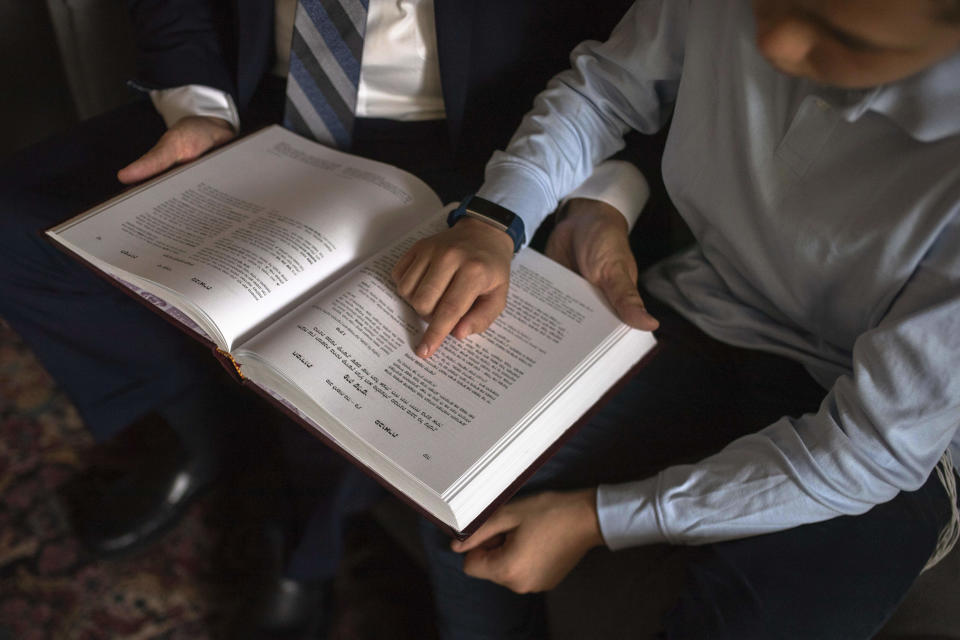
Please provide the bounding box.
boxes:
[447,195,526,254]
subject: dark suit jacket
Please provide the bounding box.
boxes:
[126,0,633,160]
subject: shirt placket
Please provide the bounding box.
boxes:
[775,95,842,180]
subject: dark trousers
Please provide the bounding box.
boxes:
[420,296,955,639]
[0,100,232,445]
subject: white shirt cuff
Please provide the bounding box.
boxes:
[149,84,241,132]
[563,160,649,231]
[477,159,557,250]
[596,475,668,550]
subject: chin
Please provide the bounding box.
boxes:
[767,59,873,89]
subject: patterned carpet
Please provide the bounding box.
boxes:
[0,318,437,640]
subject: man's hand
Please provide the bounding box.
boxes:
[546,198,658,331]
[391,218,514,358]
[452,489,603,594]
[117,116,236,184]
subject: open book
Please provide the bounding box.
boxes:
[47,126,656,537]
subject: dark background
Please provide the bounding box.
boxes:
[0,0,136,159]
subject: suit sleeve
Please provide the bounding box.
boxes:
[126,0,237,100]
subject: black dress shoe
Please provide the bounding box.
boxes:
[243,575,329,637]
[225,521,331,638]
[59,412,215,556]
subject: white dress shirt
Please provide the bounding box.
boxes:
[273,0,445,120]
[147,0,648,226]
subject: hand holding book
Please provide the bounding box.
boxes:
[546,198,659,332]
[452,488,603,594]
[117,116,236,185]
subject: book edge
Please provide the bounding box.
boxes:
[453,342,662,539]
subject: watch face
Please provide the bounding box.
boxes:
[451,195,523,252]
[467,198,516,227]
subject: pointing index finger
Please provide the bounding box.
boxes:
[416,273,486,357]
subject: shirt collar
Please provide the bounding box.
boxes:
[841,50,960,143]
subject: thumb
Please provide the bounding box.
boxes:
[117,117,233,184]
[461,544,510,582]
[452,507,519,553]
[598,261,658,331]
[545,227,576,271]
[117,134,182,184]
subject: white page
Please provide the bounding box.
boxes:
[50,126,440,349]
[236,216,634,494]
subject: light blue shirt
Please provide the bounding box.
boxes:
[478,0,960,548]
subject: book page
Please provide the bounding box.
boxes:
[236,216,634,494]
[48,126,441,349]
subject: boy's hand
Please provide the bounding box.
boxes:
[392,218,514,358]
[117,116,235,184]
[452,489,603,593]
[546,198,658,331]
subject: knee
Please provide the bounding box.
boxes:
[0,212,75,297]
[663,548,766,640]
[0,182,58,261]
[0,184,103,301]
[418,517,464,572]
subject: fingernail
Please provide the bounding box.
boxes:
[417,343,430,358]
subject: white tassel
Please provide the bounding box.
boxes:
[923,451,959,572]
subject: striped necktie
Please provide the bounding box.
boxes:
[283,0,368,149]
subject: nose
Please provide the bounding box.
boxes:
[754,13,817,71]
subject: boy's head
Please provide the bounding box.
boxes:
[752,0,960,88]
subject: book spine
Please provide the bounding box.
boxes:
[216,348,245,380]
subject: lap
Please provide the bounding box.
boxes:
[666,468,951,639]
[0,98,164,210]
[0,100,219,439]
[421,300,952,639]
[526,298,825,492]
[0,98,166,297]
